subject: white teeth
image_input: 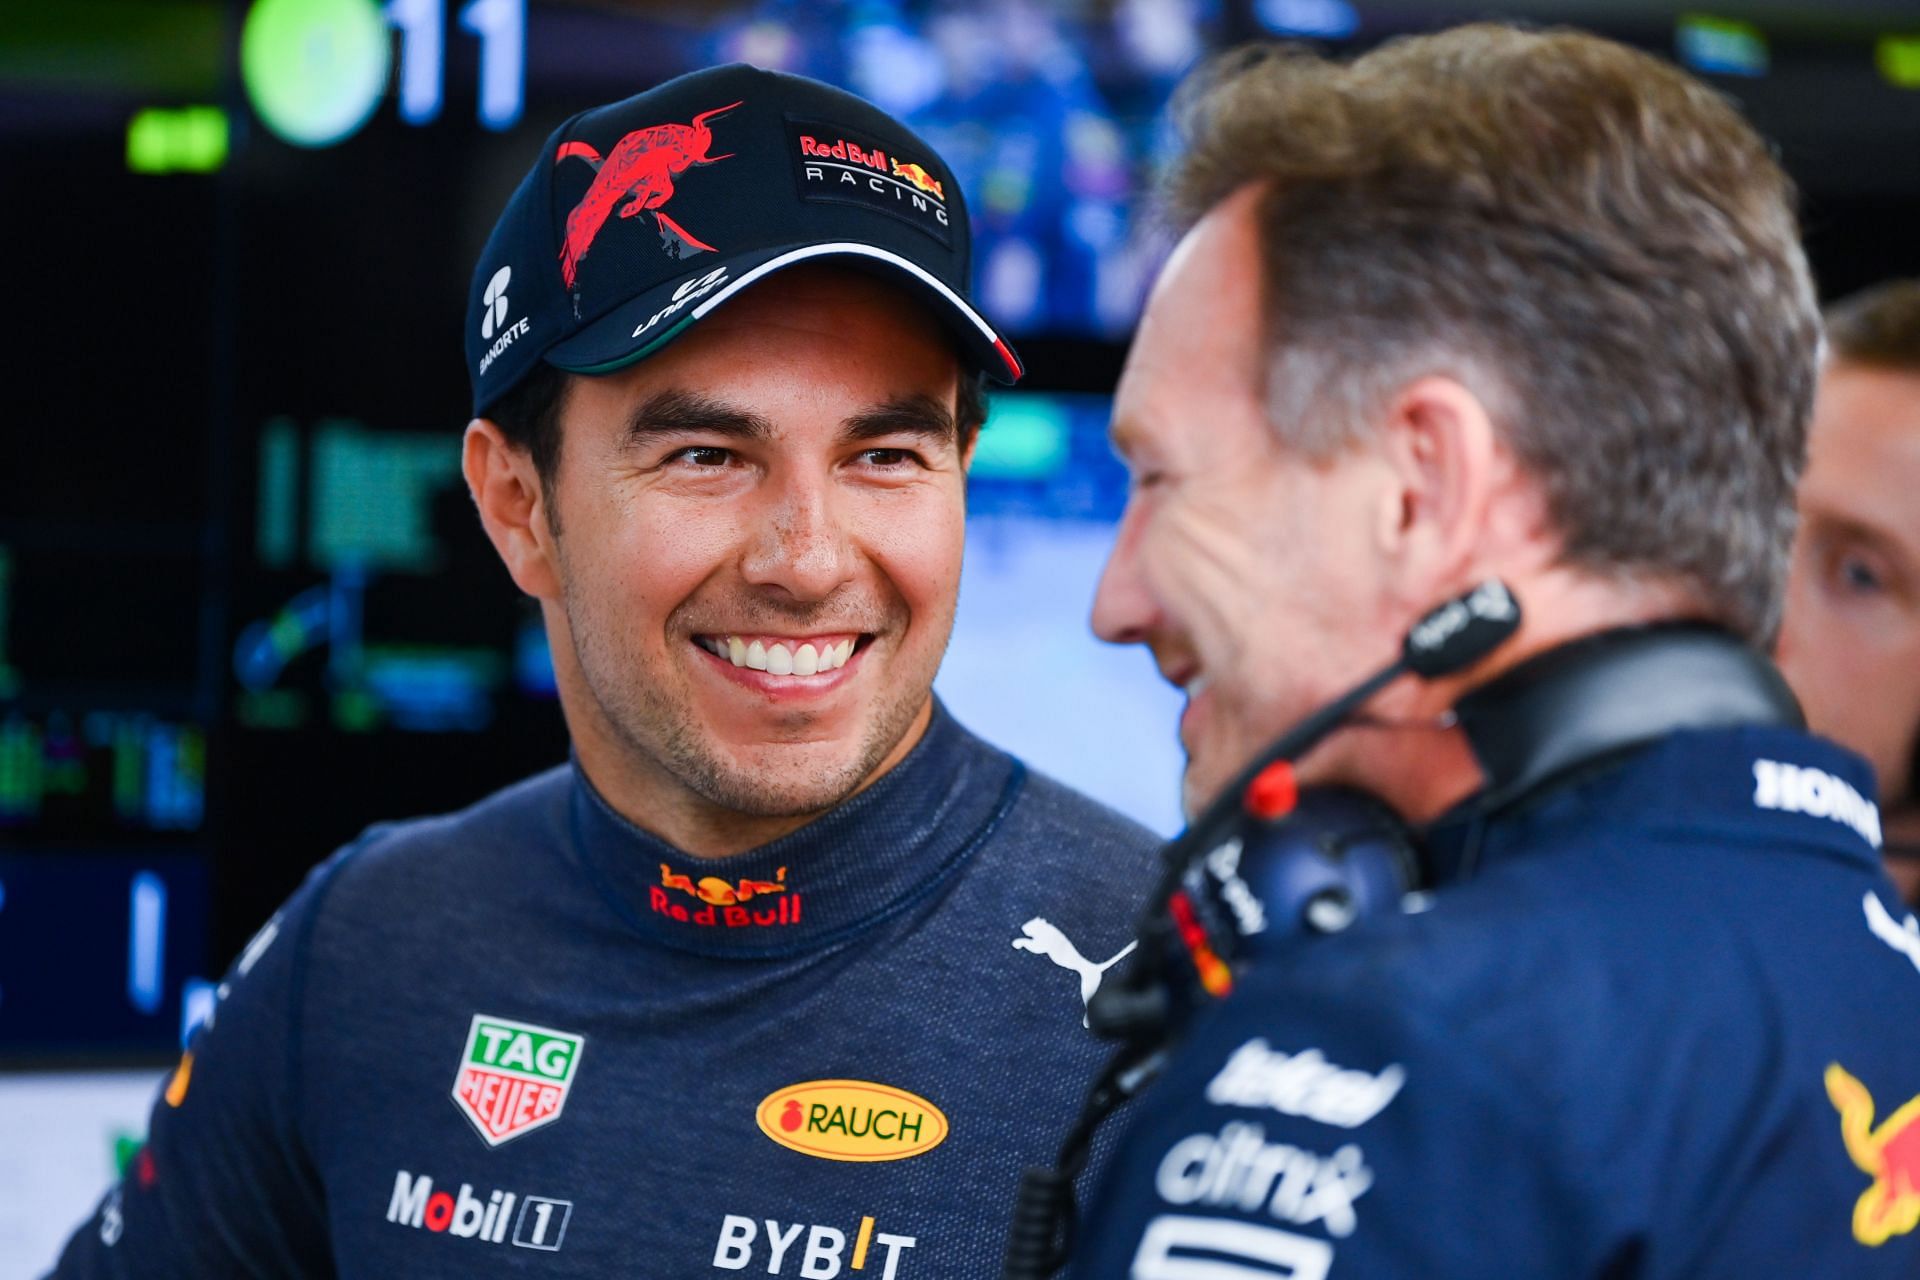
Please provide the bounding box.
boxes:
[709,635,858,676]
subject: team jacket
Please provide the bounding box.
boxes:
[51,703,1161,1278]
[1074,726,1920,1278]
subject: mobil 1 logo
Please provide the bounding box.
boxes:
[387,1168,572,1253]
[451,1013,585,1146]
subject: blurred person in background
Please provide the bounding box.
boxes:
[1779,279,1920,905]
[50,65,1158,1278]
[1066,25,1920,1278]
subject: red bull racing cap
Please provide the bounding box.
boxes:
[465,63,1023,417]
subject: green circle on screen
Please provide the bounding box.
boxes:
[242,0,390,149]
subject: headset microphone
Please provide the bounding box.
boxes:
[1089,578,1519,1033]
[1000,579,1522,1280]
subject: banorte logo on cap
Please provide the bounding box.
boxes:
[478,264,531,377]
[554,101,741,291]
[480,266,512,340]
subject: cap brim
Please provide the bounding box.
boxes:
[543,241,1022,386]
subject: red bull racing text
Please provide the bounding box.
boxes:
[787,119,951,247]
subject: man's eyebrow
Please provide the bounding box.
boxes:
[623,388,775,448]
[1809,509,1913,569]
[841,393,959,445]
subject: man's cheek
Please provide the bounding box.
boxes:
[860,509,965,599]
[1148,554,1256,660]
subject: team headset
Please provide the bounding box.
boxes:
[1000,579,1805,1279]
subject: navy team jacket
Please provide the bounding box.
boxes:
[1074,725,1920,1278]
[50,702,1160,1278]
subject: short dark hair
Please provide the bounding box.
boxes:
[1162,25,1821,643]
[1826,279,1920,373]
[485,360,990,535]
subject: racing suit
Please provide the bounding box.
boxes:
[1074,638,1920,1277]
[51,702,1160,1278]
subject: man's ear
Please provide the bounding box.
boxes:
[957,373,981,474]
[463,419,561,600]
[1372,375,1504,599]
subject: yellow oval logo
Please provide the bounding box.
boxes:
[755,1079,949,1163]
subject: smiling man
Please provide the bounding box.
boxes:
[52,66,1157,1279]
[1067,27,1920,1279]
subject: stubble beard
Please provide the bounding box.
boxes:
[562,570,944,821]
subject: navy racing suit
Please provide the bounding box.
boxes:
[51,702,1161,1278]
[1075,643,1920,1277]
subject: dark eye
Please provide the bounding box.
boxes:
[860,448,914,467]
[1840,556,1883,594]
[673,446,733,468]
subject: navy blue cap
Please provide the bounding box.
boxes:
[465,63,1024,417]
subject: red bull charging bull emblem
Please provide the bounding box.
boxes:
[554,101,740,289]
[1826,1062,1920,1245]
[889,159,944,202]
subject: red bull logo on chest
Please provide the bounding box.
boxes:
[1827,1062,1920,1246]
[652,862,803,929]
[451,1014,585,1146]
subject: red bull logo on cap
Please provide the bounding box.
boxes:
[788,118,953,248]
[889,159,944,202]
[1826,1062,1920,1246]
[799,132,891,174]
[553,101,740,289]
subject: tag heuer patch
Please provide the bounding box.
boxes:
[452,1014,584,1146]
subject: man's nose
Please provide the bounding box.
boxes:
[739,469,856,601]
[1091,501,1157,646]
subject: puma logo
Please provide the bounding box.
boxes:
[1013,917,1138,1026]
